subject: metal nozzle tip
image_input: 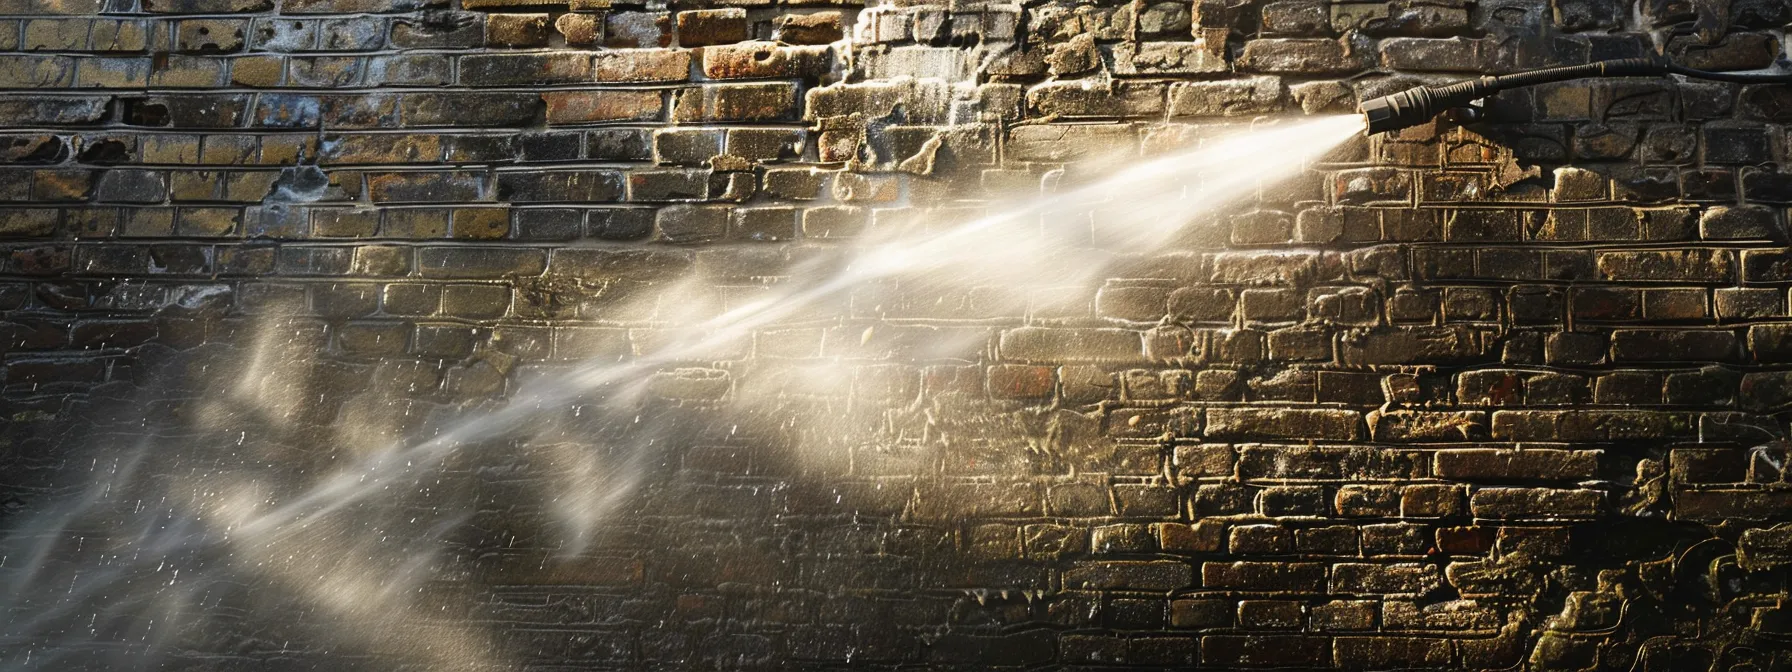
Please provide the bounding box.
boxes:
[1358,95,1404,136]
[1357,87,1441,137]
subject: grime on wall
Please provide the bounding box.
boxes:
[0,0,1790,670]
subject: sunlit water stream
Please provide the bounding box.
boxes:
[0,114,1365,669]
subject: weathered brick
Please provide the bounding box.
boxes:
[496,170,623,203]
[1608,328,1740,362]
[1202,635,1332,667]
[460,53,591,86]
[1028,81,1165,118]
[402,93,543,127]
[1113,41,1228,75]
[0,209,59,238]
[1381,36,1496,72]
[541,90,664,126]
[416,247,545,278]
[486,13,548,47]
[1748,324,1792,362]
[1334,637,1453,669]
[1339,326,1489,365]
[1239,38,1365,74]
[1260,485,1327,517]
[672,83,798,123]
[1739,525,1792,569]
[1202,561,1326,592]
[1332,167,1412,205]
[388,12,478,46]
[677,8,749,47]
[1676,489,1792,522]
[0,1,1779,662]
[998,327,1142,362]
[550,12,597,46]
[1330,563,1442,595]
[1168,77,1284,116]
[592,49,690,83]
[1239,445,1421,481]
[1237,600,1302,629]
[94,169,168,203]
[1206,408,1361,441]
[0,96,108,126]
[627,169,708,201]
[605,11,670,48]
[1469,487,1604,519]
[1434,449,1599,480]
[773,12,842,44]
[176,19,247,53]
[368,171,485,203]
[1491,409,1697,440]
[1063,560,1191,591]
[143,0,268,11]
[1597,249,1734,282]
[1716,287,1781,320]
[319,134,441,165]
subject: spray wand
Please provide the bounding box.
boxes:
[1359,55,1792,136]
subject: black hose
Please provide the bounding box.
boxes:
[1666,64,1792,84]
[1493,57,1665,88]
[1359,56,1792,135]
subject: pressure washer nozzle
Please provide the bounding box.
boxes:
[1358,78,1493,136]
[1358,89,1437,136]
[1357,57,1689,136]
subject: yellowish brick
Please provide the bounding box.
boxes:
[382,208,448,238]
[321,133,441,164]
[74,57,150,88]
[149,54,227,88]
[150,20,175,51]
[0,55,76,88]
[450,207,509,239]
[0,0,106,14]
[230,55,284,87]
[328,169,362,200]
[553,13,598,46]
[22,18,87,50]
[169,170,219,201]
[90,19,147,51]
[288,55,362,87]
[259,135,313,164]
[174,18,247,52]
[486,13,548,47]
[200,135,257,164]
[141,135,201,164]
[0,209,59,238]
[222,171,280,202]
[0,21,18,50]
[175,207,240,236]
[351,245,410,275]
[461,0,563,7]
[312,208,379,237]
[31,169,92,201]
[121,208,175,237]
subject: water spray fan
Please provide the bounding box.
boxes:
[1358,55,1792,136]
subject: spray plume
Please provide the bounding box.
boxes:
[0,114,1365,669]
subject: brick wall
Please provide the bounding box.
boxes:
[3,0,1792,668]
